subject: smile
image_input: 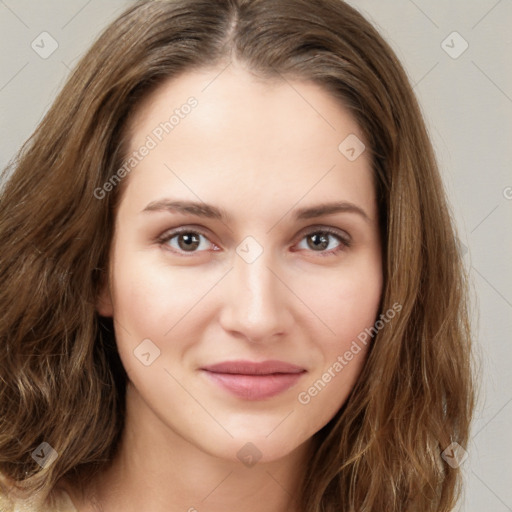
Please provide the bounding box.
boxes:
[200,360,307,400]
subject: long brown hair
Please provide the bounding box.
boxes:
[0,0,475,510]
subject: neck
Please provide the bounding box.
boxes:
[68,382,312,512]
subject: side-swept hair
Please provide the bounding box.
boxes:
[0,1,474,510]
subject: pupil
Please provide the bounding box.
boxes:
[178,233,200,251]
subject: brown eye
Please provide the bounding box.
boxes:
[159,229,214,254]
[296,229,351,255]
[307,233,330,251]
[176,233,201,251]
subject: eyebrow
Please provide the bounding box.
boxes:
[142,199,371,224]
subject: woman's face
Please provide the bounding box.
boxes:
[98,65,383,464]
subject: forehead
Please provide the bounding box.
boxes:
[120,65,376,222]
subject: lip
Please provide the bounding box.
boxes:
[200,360,306,400]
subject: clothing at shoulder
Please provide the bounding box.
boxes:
[0,475,78,512]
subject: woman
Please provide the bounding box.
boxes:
[0,0,475,510]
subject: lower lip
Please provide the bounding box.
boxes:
[202,371,305,400]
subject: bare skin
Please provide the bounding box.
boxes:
[62,62,382,512]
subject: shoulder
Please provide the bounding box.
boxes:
[0,473,78,512]
[47,487,79,512]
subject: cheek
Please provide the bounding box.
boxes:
[334,264,382,339]
[108,249,225,376]
[110,251,197,333]
[292,255,382,426]
[107,254,202,403]
[298,254,383,349]
[107,251,178,369]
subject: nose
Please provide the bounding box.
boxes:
[218,249,293,344]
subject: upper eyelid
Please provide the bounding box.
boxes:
[299,224,351,241]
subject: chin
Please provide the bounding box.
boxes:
[196,427,310,466]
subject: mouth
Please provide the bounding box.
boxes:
[200,360,307,400]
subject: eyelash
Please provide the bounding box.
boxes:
[157,226,351,257]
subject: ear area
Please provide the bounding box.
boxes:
[96,278,114,318]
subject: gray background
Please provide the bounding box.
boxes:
[0,1,511,510]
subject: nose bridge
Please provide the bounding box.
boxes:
[241,253,275,306]
[220,246,289,341]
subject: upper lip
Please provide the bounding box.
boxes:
[201,360,306,375]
